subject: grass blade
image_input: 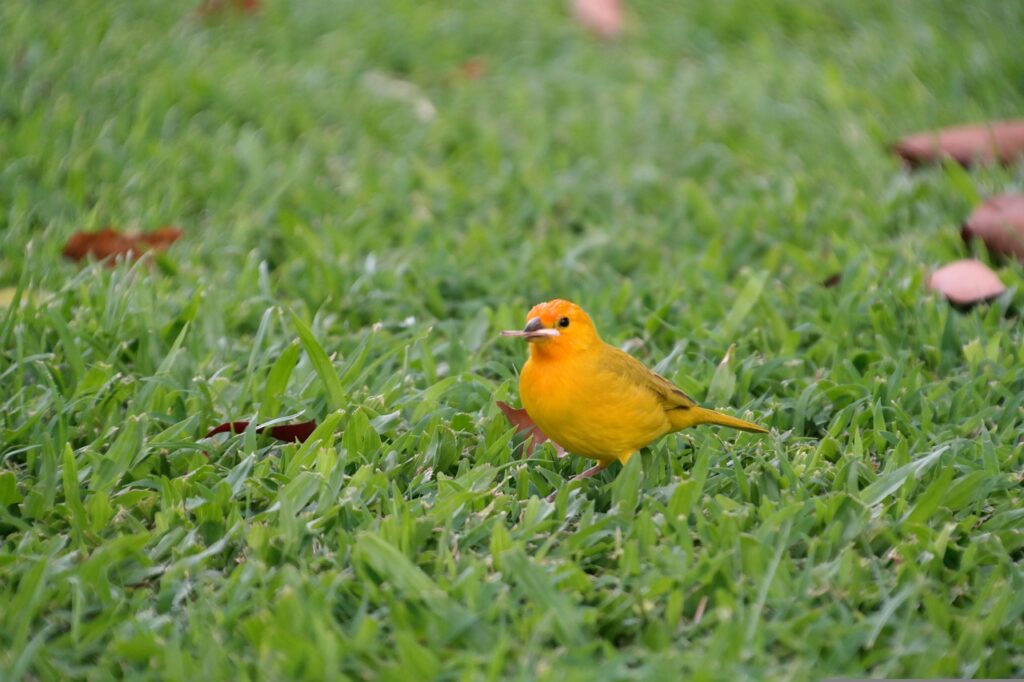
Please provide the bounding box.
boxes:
[290,309,346,411]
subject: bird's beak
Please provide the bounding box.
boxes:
[500,316,560,341]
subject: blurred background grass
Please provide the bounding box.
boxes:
[1,0,1023,678]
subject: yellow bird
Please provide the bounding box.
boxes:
[502,299,767,488]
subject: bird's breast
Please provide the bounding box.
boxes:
[519,352,670,461]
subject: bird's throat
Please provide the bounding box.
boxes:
[527,341,569,363]
[527,339,597,365]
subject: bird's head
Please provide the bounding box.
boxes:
[501,299,601,358]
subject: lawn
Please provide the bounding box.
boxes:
[2,0,1024,678]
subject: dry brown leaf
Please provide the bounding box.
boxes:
[893,120,1024,168]
[204,420,318,443]
[571,0,623,40]
[457,57,488,81]
[62,226,183,264]
[962,194,1024,261]
[194,0,261,18]
[929,259,1006,308]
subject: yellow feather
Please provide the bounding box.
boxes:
[513,299,767,473]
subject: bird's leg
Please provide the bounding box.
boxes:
[572,463,608,480]
[545,462,607,502]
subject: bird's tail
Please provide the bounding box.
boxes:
[673,406,768,434]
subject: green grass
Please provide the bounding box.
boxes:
[2,0,1024,678]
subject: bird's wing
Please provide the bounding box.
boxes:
[600,346,699,411]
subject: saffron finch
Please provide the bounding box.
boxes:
[502,299,767,492]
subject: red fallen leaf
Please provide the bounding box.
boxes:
[928,259,1006,308]
[62,226,183,264]
[496,401,566,458]
[962,194,1024,262]
[571,0,623,40]
[821,273,842,288]
[204,419,318,443]
[194,0,261,17]
[138,225,184,249]
[457,57,488,81]
[893,120,1024,168]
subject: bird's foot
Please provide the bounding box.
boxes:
[574,463,608,480]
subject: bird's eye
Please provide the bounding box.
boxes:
[558,317,570,328]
